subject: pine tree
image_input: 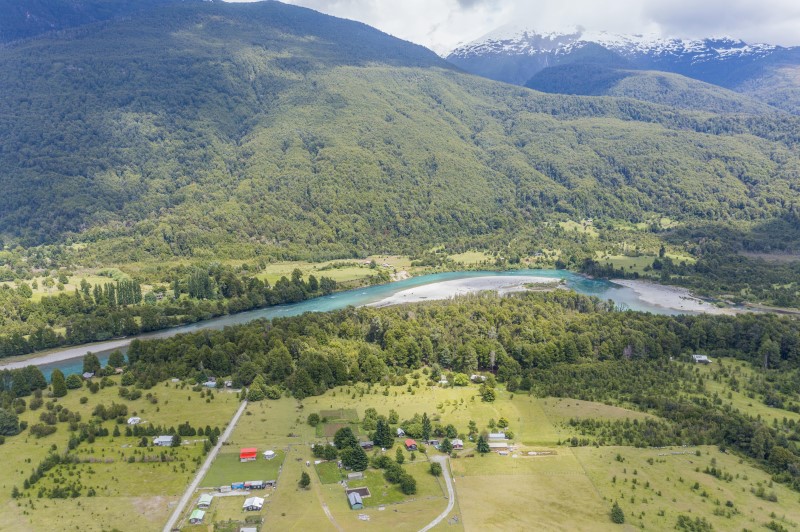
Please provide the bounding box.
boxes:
[421,412,432,441]
[374,418,393,449]
[610,501,625,524]
[476,435,489,454]
[51,369,68,397]
[395,447,405,464]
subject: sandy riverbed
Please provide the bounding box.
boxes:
[611,279,739,315]
[369,275,560,307]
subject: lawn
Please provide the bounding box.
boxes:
[345,460,444,507]
[319,421,361,438]
[318,408,359,421]
[315,460,344,484]
[201,450,285,487]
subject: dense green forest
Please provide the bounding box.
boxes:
[2,1,800,263]
[4,291,800,489]
[0,265,336,358]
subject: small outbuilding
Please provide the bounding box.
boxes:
[359,441,374,450]
[244,480,265,490]
[127,417,141,425]
[404,438,417,451]
[153,435,173,447]
[189,509,205,524]
[263,450,276,460]
[347,472,364,481]
[692,354,711,364]
[240,448,258,462]
[82,372,95,380]
[203,380,217,388]
[348,491,364,510]
[197,494,213,509]
[396,428,405,437]
[451,438,464,450]
[488,432,506,440]
[243,496,264,511]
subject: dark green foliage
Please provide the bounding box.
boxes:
[50,369,67,398]
[675,515,713,532]
[476,435,490,454]
[374,419,394,449]
[65,374,83,389]
[107,350,126,368]
[0,408,20,436]
[440,438,453,454]
[421,413,432,441]
[610,501,625,524]
[299,471,311,489]
[82,354,101,375]
[307,413,320,427]
[341,445,368,471]
[399,474,417,495]
[333,427,358,450]
[395,447,405,464]
[429,462,442,476]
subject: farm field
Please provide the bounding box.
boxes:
[200,449,285,488]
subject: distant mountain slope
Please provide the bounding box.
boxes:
[526,65,779,114]
[1,2,800,261]
[0,0,181,42]
[448,26,800,114]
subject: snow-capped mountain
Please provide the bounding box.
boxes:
[446,25,800,98]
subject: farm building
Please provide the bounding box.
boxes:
[348,492,364,510]
[189,509,205,524]
[488,441,508,451]
[692,354,711,364]
[263,450,276,460]
[243,496,264,511]
[359,441,374,450]
[127,417,141,425]
[488,432,506,440]
[153,435,173,447]
[405,439,417,451]
[197,494,213,509]
[203,380,217,388]
[240,448,258,462]
[396,428,405,437]
[244,480,267,490]
[470,374,487,382]
[451,439,464,450]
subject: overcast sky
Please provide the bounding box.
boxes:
[226,0,800,54]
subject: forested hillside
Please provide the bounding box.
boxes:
[2,1,800,263]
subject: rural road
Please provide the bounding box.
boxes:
[162,399,248,532]
[418,456,455,532]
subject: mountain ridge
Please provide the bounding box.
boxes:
[447,26,800,114]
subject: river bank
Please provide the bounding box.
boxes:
[610,279,741,315]
[369,275,561,307]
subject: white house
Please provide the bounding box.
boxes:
[692,354,711,364]
[153,435,173,446]
[263,450,276,460]
[243,496,264,511]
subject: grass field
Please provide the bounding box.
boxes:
[201,450,285,487]
[0,376,240,532]
[315,460,344,484]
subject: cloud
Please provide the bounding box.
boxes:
[224,0,800,52]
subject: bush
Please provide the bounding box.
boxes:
[65,374,83,389]
[399,474,417,495]
[430,462,442,476]
[30,424,57,438]
[307,413,320,427]
[610,501,624,524]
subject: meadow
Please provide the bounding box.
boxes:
[0,376,240,532]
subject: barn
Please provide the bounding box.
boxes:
[404,438,417,451]
[197,494,213,509]
[189,509,205,524]
[240,448,258,462]
[347,491,364,510]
